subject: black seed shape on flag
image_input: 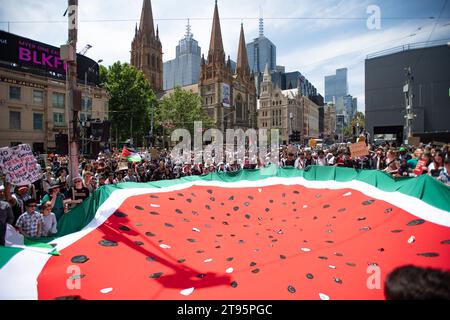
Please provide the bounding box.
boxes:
[229,196,234,201]
[134,241,144,246]
[441,240,450,245]
[319,256,328,260]
[269,199,274,203]
[313,216,318,220]
[251,268,260,274]
[245,214,251,220]
[360,227,371,231]
[326,240,334,244]
[306,273,314,279]
[99,240,118,247]
[196,250,205,254]
[119,225,131,231]
[323,204,330,209]
[384,208,393,213]
[146,257,157,262]
[282,202,287,206]
[191,193,196,197]
[293,209,297,212]
[231,281,238,288]
[221,203,225,206]
[362,200,376,206]
[177,193,184,197]
[145,232,156,237]
[114,212,127,218]
[227,257,234,262]
[233,206,239,211]
[150,195,159,199]
[334,252,343,257]
[391,230,403,233]
[210,197,215,202]
[293,190,300,194]
[182,218,191,223]
[265,208,270,212]
[250,262,257,267]
[69,274,85,280]
[226,213,231,217]
[210,216,215,220]
[417,252,439,257]
[192,211,199,216]
[149,273,163,279]
[169,197,175,201]
[71,255,89,264]
[282,193,286,198]
[407,219,425,227]
[280,255,286,260]
[292,201,297,205]
[346,262,356,267]
[205,205,211,210]
[222,221,229,225]
[186,199,192,203]
[135,206,144,211]
[334,277,343,284]
[338,208,346,212]
[358,217,366,221]
[207,189,213,194]
[244,202,250,207]
[216,246,221,249]
[238,240,245,244]
[187,238,197,243]
[288,285,296,293]
[378,248,385,252]
[248,195,254,200]
[178,259,186,263]
[216,234,223,237]
[165,223,174,228]
[197,274,206,279]
[315,194,322,198]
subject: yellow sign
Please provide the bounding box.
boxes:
[309,139,317,148]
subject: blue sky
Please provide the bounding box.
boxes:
[1,0,449,112]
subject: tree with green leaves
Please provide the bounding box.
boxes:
[344,112,366,141]
[156,86,214,146]
[102,62,157,148]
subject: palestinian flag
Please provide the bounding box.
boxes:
[121,146,142,163]
[1,166,449,300]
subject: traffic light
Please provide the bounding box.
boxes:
[55,133,69,155]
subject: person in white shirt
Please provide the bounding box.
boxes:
[295,152,306,169]
[316,150,328,166]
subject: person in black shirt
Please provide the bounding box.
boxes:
[65,177,90,211]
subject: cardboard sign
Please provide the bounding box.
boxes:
[117,162,129,171]
[349,142,369,158]
[0,144,43,186]
[414,160,427,176]
[408,137,421,147]
[151,148,158,161]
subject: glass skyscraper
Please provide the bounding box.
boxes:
[246,18,276,74]
[324,68,348,103]
[163,22,201,90]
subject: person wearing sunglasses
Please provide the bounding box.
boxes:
[15,199,43,238]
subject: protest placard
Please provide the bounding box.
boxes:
[0,144,42,186]
[349,141,369,158]
[408,136,421,147]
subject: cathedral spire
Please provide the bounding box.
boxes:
[139,0,155,37]
[208,0,225,63]
[236,23,250,78]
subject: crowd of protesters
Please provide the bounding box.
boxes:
[1,137,449,245]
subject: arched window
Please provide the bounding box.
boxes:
[235,94,243,121]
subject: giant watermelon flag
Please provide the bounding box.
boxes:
[1,165,449,300]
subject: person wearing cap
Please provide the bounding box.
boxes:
[9,185,31,225]
[16,199,43,238]
[40,182,65,220]
[66,177,90,211]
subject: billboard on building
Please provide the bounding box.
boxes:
[0,30,100,84]
[221,83,231,108]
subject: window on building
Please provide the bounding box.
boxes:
[33,113,43,131]
[9,86,21,100]
[81,96,92,112]
[33,90,44,105]
[53,112,65,126]
[52,92,65,109]
[9,111,21,130]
